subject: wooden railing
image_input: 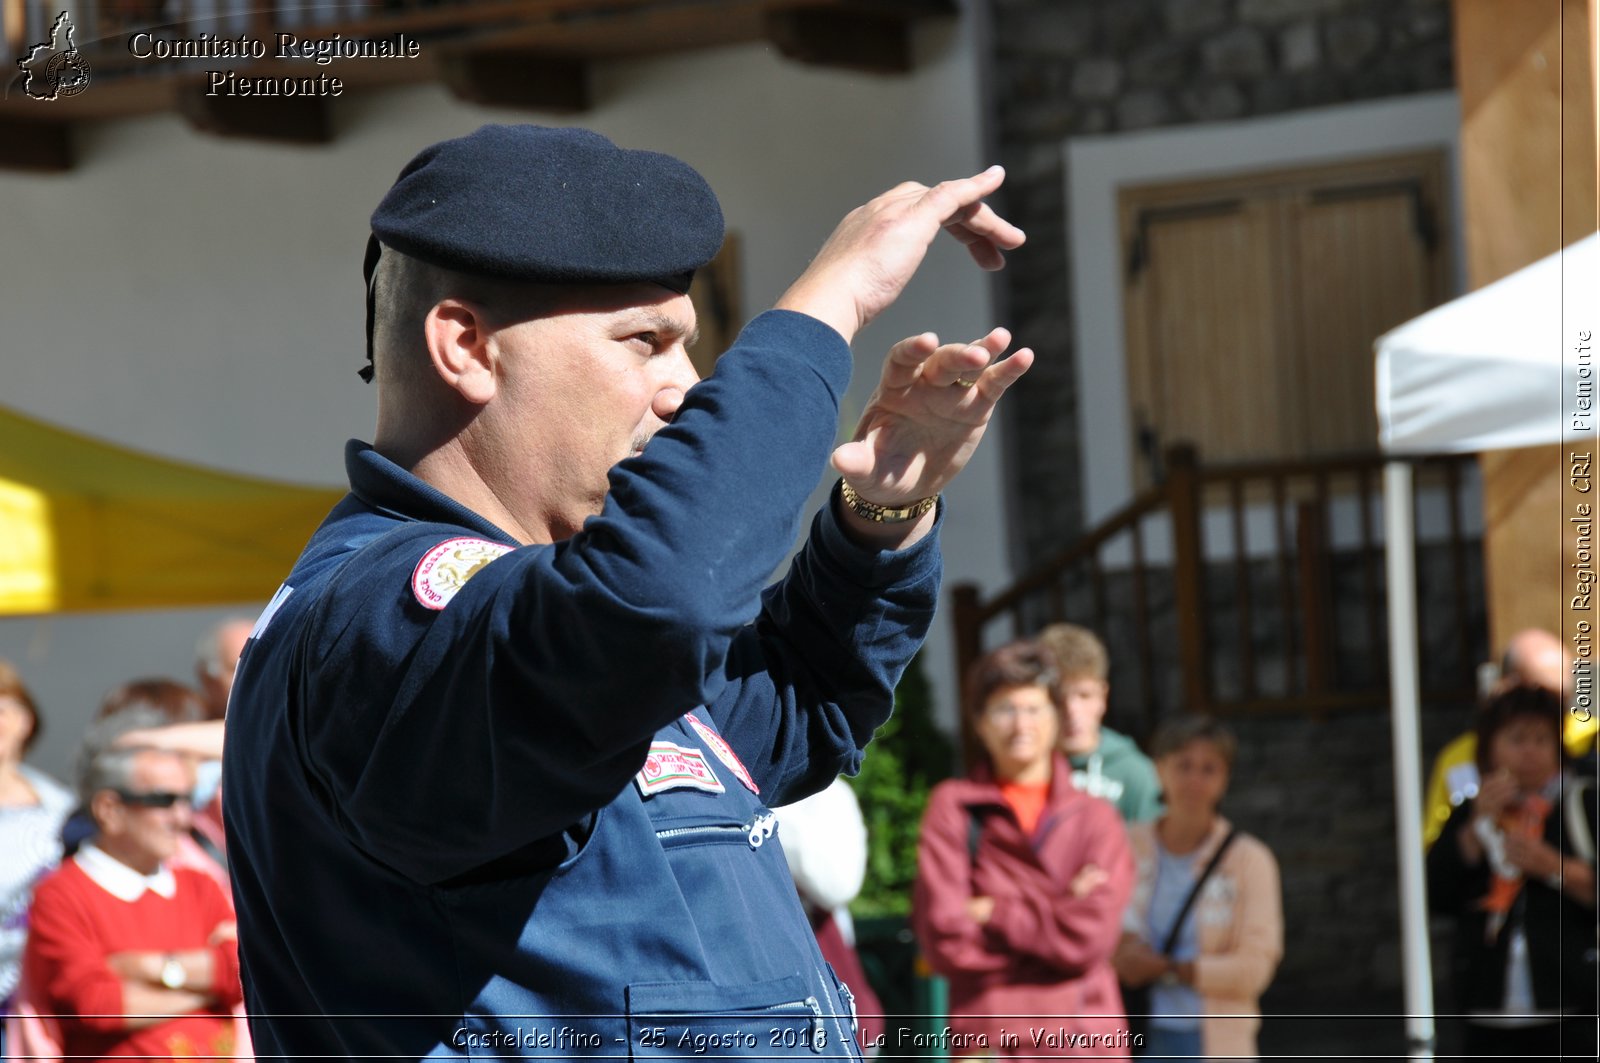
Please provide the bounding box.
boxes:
[951,445,1484,734]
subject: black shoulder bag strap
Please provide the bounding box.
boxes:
[967,807,988,865]
[1159,827,1239,955]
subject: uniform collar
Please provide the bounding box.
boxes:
[344,440,517,543]
[74,842,176,902]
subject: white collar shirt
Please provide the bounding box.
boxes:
[73,842,177,902]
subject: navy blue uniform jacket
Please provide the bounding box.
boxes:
[224,311,941,1059]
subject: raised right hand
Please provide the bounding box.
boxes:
[775,168,1025,344]
[1473,769,1519,823]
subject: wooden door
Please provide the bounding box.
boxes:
[1121,153,1449,480]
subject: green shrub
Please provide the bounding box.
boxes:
[847,653,955,918]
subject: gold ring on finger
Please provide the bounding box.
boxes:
[951,376,977,389]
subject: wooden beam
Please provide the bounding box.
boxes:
[176,88,334,144]
[438,50,590,112]
[763,6,915,73]
[470,1,765,57]
[1454,0,1596,651]
[0,119,72,171]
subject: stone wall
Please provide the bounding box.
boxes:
[986,0,1456,564]
[1232,701,1470,1037]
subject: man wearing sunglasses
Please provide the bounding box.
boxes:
[21,747,242,1063]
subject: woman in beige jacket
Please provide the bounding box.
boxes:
[1113,716,1283,1061]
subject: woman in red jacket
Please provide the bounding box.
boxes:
[913,640,1135,1058]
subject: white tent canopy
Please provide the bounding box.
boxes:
[1378,234,1597,454]
[1374,232,1596,1059]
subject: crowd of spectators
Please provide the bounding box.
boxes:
[0,620,249,1063]
[912,626,1283,1060]
[1,618,1593,1062]
[906,622,1593,1061]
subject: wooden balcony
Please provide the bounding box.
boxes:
[0,0,956,170]
[950,445,1486,764]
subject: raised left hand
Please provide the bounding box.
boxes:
[1503,832,1562,879]
[832,327,1032,506]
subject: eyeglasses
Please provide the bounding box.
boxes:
[982,702,1054,722]
[113,790,192,809]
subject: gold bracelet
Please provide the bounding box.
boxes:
[839,479,938,523]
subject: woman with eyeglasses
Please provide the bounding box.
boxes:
[912,640,1135,1057]
[0,661,75,1052]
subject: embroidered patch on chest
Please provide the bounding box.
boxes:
[685,712,759,794]
[635,741,726,797]
[411,537,513,610]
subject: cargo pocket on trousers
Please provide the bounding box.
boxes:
[626,975,828,1059]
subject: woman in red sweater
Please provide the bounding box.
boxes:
[913,640,1135,1057]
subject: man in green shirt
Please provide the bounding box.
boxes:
[1038,623,1163,823]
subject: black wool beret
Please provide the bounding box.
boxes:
[369,124,725,291]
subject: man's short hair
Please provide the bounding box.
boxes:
[369,247,566,387]
[76,705,174,803]
[1036,623,1109,683]
[195,617,253,677]
[368,246,440,386]
[1149,714,1238,770]
[80,746,146,822]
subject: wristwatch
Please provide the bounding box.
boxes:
[159,954,187,990]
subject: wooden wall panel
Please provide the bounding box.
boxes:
[1481,446,1564,640]
[1120,152,1446,477]
[1455,0,1596,289]
[1290,193,1434,455]
[1455,0,1597,654]
[1140,206,1284,464]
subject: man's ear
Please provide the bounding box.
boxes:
[423,299,498,405]
[89,789,121,835]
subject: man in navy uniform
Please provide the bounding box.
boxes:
[225,124,1031,1060]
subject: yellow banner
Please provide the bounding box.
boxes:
[0,406,340,614]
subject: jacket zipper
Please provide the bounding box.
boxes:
[836,979,858,1034]
[759,996,826,1053]
[655,813,778,851]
